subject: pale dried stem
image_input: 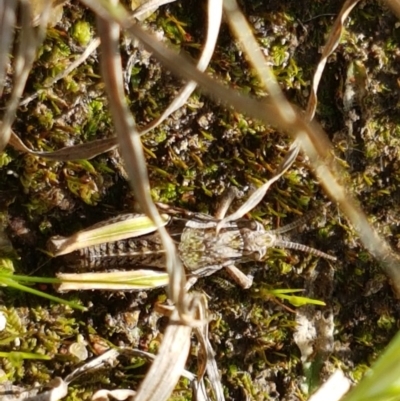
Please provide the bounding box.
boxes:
[0,1,50,151]
[132,305,192,401]
[19,37,101,108]
[139,0,222,136]
[385,0,400,19]
[96,1,189,315]
[305,0,361,122]
[9,132,118,161]
[0,0,17,97]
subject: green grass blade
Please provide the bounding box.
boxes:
[0,276,86,311]
[343,330,400,401]
[0,351,51,360]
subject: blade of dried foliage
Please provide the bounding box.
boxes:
[132,303,193,401]
[64,348,120,383]
[0,0,17,97]
[308,370,351,401]
[305,0,361,122]
[19,37,101,107]
[139,0,222,136]
[96,0,189,315]
[0,1,49,151]
[216,141,299,231]
[9,131,118,161]
[47,213,170,256]
[193,296,225,401]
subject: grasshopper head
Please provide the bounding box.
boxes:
[242,225,277,261]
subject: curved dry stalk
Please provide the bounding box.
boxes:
[96,0,189,317]
[139,0,222,136]
[56,270,170,291]
[216,142,299,230]
[305,0,361,122]
[131,298,197,401]
[193,296,225,401]
[0,1,50,151]
[19,37,101,108]
[0,0,17,98]
[9,131,118,161]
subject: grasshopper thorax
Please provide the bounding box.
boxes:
[178,219,277,277]
[178,220,244,275]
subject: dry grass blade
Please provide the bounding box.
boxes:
[19,37,101,107]
[132,305,193,401]
[194,296,225,401]
[0,0,49,151]
[305,0,361,121]
[0,0,17,97]
[131,0,176,21]
[139,0,222,136]
[95,0,188,312]
[385,0,400,19]
[9,131,118,161]
[216,142,299,230]
[64,349,120,383]
[308,371,351,401]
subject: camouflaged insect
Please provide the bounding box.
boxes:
[47,139,337,291]
[48,203,336,290]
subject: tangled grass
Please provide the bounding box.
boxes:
[1,0,400,400]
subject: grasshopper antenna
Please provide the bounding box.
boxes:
[269,204,331,235]
[273,238,336,261]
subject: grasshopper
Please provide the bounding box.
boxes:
[48,192,336,292]
[48,146,336,292]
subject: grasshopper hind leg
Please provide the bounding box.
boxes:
[225,265,253,289]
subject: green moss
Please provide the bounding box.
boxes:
[71,21,92,46]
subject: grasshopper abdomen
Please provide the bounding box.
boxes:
[62,234,167,270]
